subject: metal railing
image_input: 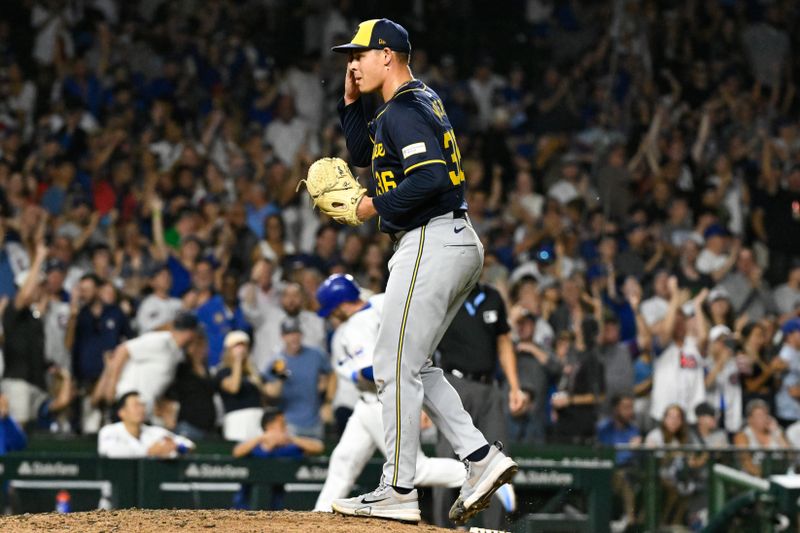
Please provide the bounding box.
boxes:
[612,444,800,532]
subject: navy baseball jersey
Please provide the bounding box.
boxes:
[338,79,467,233]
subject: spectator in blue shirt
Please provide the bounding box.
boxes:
[598,393,642,462]
[70,273,134,387]
[230,407,322,511]
[244,182,280,240]
[189,259,247,367]
[221,270,251,338]
[150,197,201,298]
[597,393,641,528]
[265,317,334,440]
[232,407,323,459]
[0,394,27,455]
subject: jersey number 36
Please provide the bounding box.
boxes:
[443,129,465,186]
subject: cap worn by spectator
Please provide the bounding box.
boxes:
[534,246,556,265]
[561,152,580,167]
[45,258,67,273]
[331,19,411,54]
[626,223,646,235]
[782,318,800,336]
[704,224,728,240]
[224,330,250,348]
[709,324,732,343]
[280,316,302,335]
[695,402,716,419]
[147,262,170,277]
[708,288,731,304]
[537,277,559,293]
[173,312,199,331]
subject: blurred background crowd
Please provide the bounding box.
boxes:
[0,0,800,502]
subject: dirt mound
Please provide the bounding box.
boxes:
[0,509,456,532]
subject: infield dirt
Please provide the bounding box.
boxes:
[0,509,455,532]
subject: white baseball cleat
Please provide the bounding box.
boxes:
[331,481,421,523]
[449,442,519,525]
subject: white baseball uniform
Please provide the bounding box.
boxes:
[314,293,465,512]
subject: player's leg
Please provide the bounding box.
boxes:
[415,219,493,459]
[472,383,510,529]
[416,217,518,525]
[329,398,421,522]
[413,448,465,488]
[315,400,377,511]
[373,220,486,489]
[420,362,486,457]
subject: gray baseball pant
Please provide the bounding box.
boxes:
[373,211,488,489]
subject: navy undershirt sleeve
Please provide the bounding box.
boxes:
[338,98,372,167]
[372,164,449,219]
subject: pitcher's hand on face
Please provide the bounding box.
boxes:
[344,66,361,105]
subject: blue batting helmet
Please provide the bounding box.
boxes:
[316,274,360,318]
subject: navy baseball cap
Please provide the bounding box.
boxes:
[704,224,728,240]
[173,312,199,331]
[281,316,302,335]
[331,18,411,54]
[783,318,800,336]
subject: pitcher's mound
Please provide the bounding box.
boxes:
[0,509,454,532]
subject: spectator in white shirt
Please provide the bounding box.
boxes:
[135,264,183,333]
[640,270,671,332]
[773,263,800,321]
[99,312,199,411]
[467,60,505,131]
[650,279,709,424]
[695,224,738,283]
[98,391,194,458]
[547,155,582,205]
[263,95,319,166]
[280,57,325,131]
[240,259,284,370]
[241,265,325,372]
[704,325,742,433]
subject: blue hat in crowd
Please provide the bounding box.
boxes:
[331,19,411,54]
[783,318,800,336]
[534,245,556,265]
[704,224,728,240]
[316,274,360,318]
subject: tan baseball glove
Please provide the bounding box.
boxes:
[297,157,367,226]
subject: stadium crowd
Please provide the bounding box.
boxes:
[0,0,800,517]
